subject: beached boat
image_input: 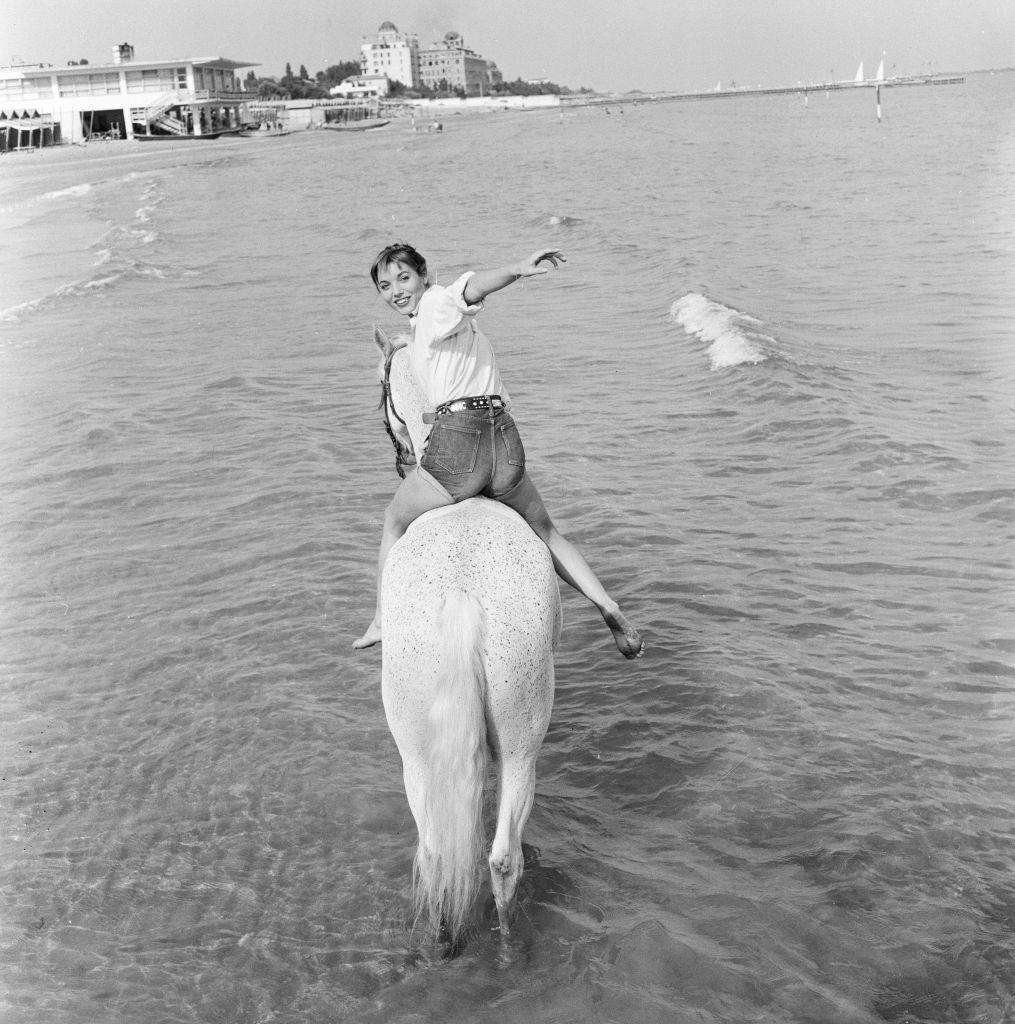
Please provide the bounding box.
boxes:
[134,127,244,142]
[238,126,290,138]
[322,118,390,133]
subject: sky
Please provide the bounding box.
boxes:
[4,0,1014,93]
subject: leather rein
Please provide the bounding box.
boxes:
[380,348,416,479]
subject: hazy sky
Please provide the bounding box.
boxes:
[5,0,1014,93]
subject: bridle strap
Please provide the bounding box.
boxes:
[380,349,415,479]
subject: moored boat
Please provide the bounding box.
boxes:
[238,126,290,138]
[321,118,390,132]
[134,126,244,141]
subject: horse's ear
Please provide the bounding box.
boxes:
[373,324,392,356]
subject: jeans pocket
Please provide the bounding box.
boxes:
[499,421,526,468]
[422,422,481,476]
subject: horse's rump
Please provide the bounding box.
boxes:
[381,498,561,687]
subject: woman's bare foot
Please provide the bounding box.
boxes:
[602,605,644,659]
[353,620,382,649]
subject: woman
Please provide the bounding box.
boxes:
[354,242,642,659]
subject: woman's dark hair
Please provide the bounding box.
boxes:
[370,243,428,289]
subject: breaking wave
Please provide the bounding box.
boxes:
[669,292,772,369]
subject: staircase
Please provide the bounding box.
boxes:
[151,113,186,134]
[131,94,185,135]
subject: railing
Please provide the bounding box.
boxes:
[190,89,250,101]
[142,92,178,121]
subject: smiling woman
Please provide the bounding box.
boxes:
[370,242,430,314]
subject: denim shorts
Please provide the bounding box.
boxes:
[419,406,526,502]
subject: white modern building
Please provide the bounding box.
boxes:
[329,74,390,99]
[359,22,418,90]
[0,42,257,147]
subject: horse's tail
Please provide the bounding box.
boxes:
[414,589,488,942]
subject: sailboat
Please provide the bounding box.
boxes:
[853,62,865,84]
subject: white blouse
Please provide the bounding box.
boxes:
[408,271,511,409]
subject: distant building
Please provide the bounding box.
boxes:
[359,22,418,90]
[0,42,256,146]
[418,32,495,97]
[329,74,390,99]
[358,20,502,98]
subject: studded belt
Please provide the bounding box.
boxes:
[433,394,505,417]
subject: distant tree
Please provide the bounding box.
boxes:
[318,61,361,87]
[263,60,325,97]
[493,77,563,96]
[257,78,287,98]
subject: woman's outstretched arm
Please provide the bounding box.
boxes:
[462,249,566,305]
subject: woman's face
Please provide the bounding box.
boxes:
[375,259,428,317]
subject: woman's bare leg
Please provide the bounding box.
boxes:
[498,473,643,659]
[353,470,454,649]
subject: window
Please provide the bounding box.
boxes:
[59,73,120,97]
[124,67,182,94]
[0,78,39,100]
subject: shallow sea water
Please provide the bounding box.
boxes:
[1,74,1013,1023]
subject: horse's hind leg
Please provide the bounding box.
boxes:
[488,757,537,934]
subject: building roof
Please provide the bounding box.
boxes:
[378,21,398,32]
[1,55,258,78]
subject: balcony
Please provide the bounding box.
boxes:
[191,89,250,101]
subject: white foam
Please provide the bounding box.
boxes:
[669,292,769,369]
[0,299,42,323]
[0,267,131,322]
[43,183,93,201]
[0,182,93,216]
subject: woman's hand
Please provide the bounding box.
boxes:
[516,249,567,278]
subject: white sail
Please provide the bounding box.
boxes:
[876,56,886,81]
[854,62,865,83]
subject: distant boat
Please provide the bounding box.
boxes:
[875,57,886,82]
[854,62,865,83]
[322,118,390,133]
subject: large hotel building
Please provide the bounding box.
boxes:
[359,22,502,97]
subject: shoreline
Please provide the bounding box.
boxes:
[0,134,253,166]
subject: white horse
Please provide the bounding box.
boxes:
[373,326,561,945]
